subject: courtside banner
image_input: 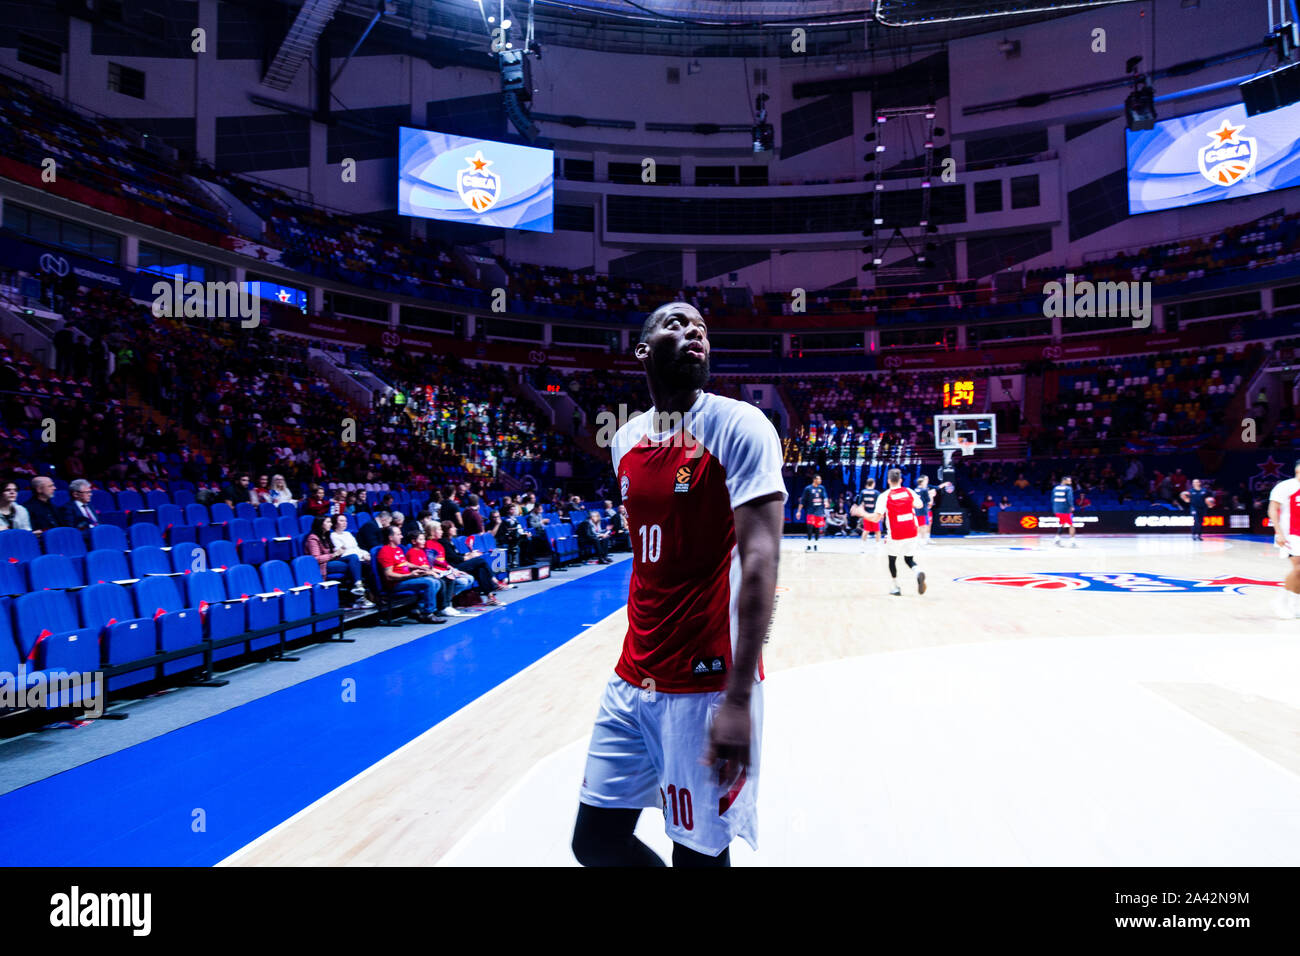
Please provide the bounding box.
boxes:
[998,511,1251,535]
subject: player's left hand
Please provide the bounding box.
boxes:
[704,696,751,785]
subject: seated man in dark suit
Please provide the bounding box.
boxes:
[59,478,102,534]
[577,510,613,564]
[356,511,389,552]
[26,476,63,533]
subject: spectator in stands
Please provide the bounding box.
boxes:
[484,508,502,539]
[462,494,484,535]
[1013,473,1030,490]
[254,475,271,502]
[421,527,478,601]
[0,481,32,531]
[302,485,330,517]
[439,486,462,529]
[267,475,295,505]
[826,497,848,537]
[357,511,390,552]
[496,505,524,567]
[376,525,446,624]
[578,510,613,564]
[390,511,405,537]
[305,516,371,606]
[615,504,631,552]
[438,520,504,604]
[328,488,348,515]
[330,513,370,564]
[221,475,256,508]
[60,479,101,532]
[404,529,463,617]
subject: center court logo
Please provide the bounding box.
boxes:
[957,572,1281,594]
[457,151,501,212]
[1198,119,1256,186]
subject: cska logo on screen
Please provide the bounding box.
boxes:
[1198,120,1256,187]
[457,151,502,212]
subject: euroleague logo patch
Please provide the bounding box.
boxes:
[620,473,629,499]
[957,572,1281,594]
[673,464,693,493]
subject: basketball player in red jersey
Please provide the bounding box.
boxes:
[1267,459,1300,618]
[571,302,786,867]
[873,467,926,596]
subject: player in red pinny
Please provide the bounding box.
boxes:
[571,301,786,867]
[873,468,927,597]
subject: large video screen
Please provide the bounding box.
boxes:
[398,127,553,233]
[1126,99,1300,215]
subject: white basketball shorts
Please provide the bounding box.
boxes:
[885,534,919,558]
[578,673,763,857]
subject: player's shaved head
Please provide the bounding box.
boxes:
[887,468,902,485]
[639,301,702,344]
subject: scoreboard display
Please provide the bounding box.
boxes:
[943,380,975,409]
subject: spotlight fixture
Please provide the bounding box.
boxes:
[925,110,936,120]
[875,182,885,190]
[873,257,883,265]
[1125,83,1157,130]
[876,114,887,124]
[863,132,877,143]
[924,140,934,149]
[874,217,884,225]
[932,127,945,137]
[921,180,931,189]
[862,245,873,254]
[875,144,886,152]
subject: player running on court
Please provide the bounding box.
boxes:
[795,473,829,551]
[1052,476,1078,547]
[1267,461,1300,619]
[854,478,880,552]
[913,475,934,542]
[571,301,786,867]
[874,468,926,596]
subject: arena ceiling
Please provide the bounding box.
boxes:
[361,0,1137,57]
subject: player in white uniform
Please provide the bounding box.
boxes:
[873,468,927,596]
[1267,460,1300,618]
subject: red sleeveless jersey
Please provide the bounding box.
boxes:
[881,486,921,540]
[611,392,786,693]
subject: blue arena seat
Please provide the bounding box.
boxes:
[42,526,87,558]
[255,517,292,561]
[291,555,341,632]
[78,583,154,690]
[0,530,41,565]
[145,490,171,510]
[210,503,235,525]
[185,570,245,663]
[259,560,312,641]
[206,540,240,570]
[129,546,172,578]
[90,489,115,514]
[223,564,281,652]
[12,590,99,681]
[276,516,299,538]
[278,502,297,520]
[235,503,259,522]
[259,503,281,521]
[0,561,24,597]
[86,548,134,585]
[172,489,196,508]
[128,523,165,549]
[90,524,129,552]
[116,490,144,513]
[132,576,202,676]
[171,543,206,574]
[28,554,85,591]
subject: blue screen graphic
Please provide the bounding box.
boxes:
[398,127,554,233]
[1126,99,1300,214]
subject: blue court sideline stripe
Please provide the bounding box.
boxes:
[0,564,632,866]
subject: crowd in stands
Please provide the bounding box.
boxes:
[1032,345,1261,455]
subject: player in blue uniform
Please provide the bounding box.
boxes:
[1052,476,1077,547]
[795,474,829,552]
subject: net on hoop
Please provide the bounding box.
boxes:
[957,438,975,457]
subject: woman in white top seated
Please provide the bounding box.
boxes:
[266,474,296,505]
[0,481,32,530]
[329,512,370,561]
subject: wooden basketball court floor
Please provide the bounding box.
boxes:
[221,534,1300,867]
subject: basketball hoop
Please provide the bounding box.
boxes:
[957,439,975,457]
